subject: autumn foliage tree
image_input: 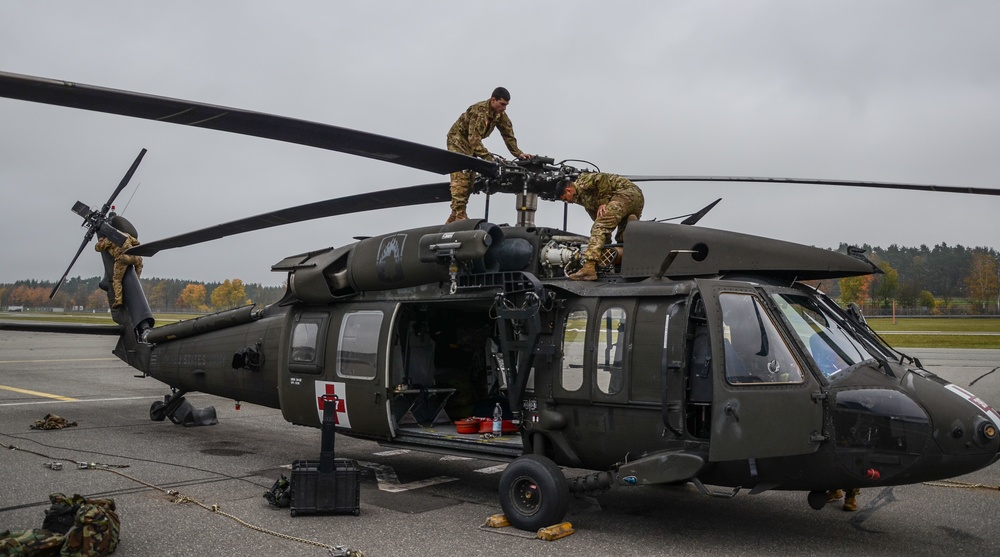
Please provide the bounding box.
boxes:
[838,274,874,308]
[7,284,48,307]
[965,252,999,314]
[176,284,208,312]
[210,279,249,310]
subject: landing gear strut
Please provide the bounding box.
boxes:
[149,390,218,427]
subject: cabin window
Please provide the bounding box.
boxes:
[337,310,383,379]
[289,312,328,374]
[597,307,626,395]
[561,308,588,392]
[720,293,804,385]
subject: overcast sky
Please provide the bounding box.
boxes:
[2,1,999,287]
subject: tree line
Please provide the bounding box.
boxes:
[3,242,998,316]
[0,276,284,313]
[824,242,1000,315]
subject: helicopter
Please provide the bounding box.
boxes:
[2,70,1000,532]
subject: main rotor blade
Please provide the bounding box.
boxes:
[623,175,1000,197]
[0,71,498,177]
[129,182,451,256]
[103,148,147,213]
[50,232,93,298]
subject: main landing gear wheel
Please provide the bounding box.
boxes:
[149,400,167,421]
[499,454,569,531]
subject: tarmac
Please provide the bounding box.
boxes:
[2,330,1000,556]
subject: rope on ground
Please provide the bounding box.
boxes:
[2,441,129,469]
[923,479,1000,491]
[99,467,363,557]
[3,441,363,557]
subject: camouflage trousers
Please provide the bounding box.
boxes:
[447,139,475,217]
[449,170,473,214]
[583,195,644,263]
[111,254,143,307]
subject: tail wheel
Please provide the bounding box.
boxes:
[499,454,569,531]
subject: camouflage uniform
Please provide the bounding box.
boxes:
[571,173,644,263]
[0,529,65,555]
[0,494,119,557]
[447,100,525,217]
[95,234,143,308]
[30,414,77,430]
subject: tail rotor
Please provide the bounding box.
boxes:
[49,148,146,298]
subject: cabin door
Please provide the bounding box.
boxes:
[319,303,396,438]
[697,279,823,462]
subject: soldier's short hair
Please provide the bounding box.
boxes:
[555,177,574,199]
[491,87,511,101]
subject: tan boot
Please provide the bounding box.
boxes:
[445,209,468,225]
[568,261,598,281]
[842,489,859,512]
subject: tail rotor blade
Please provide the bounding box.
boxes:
[50,232,93,299]
[102,148,147,213]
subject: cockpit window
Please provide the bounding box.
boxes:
[720,293,804,385]
[771,293,875,378]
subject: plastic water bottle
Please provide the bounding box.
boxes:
[492,403,503,435]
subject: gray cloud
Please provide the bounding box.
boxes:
[2,1,998,286]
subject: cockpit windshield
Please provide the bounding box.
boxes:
[770,292,877,379]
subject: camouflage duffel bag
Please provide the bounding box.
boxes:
[0,528,65,556]
[57,495,119,557]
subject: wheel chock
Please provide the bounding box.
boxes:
[483,514,510,528]
[536,522,574,541]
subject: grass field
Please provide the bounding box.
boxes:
[866,317,1000,349]
[4,313,1000,349]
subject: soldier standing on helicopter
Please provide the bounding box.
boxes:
[95,231,143,308]
[446,87,531,224]
[557,172,644,281]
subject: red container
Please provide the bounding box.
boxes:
[454,418,479,434]
[477,419,518,433]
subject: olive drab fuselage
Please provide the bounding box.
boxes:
[107,219,1000,496]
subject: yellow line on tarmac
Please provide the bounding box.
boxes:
[0,385,78,402]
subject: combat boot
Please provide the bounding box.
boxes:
[842,489,859,512]
[826,489,843,504]
[445,209,468,224]
[568,261,598,281]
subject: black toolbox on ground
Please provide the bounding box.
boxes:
[290,395,361,516]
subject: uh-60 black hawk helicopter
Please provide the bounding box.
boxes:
[2,70,1000,531]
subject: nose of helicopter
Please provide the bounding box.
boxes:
[828,371,1000,485]
[903,372,1000,473]
[935,381,1000,461]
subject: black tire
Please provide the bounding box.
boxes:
[149,400,167,421]
[499,454,569,531]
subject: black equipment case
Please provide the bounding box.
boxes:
[290,395,361,516]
